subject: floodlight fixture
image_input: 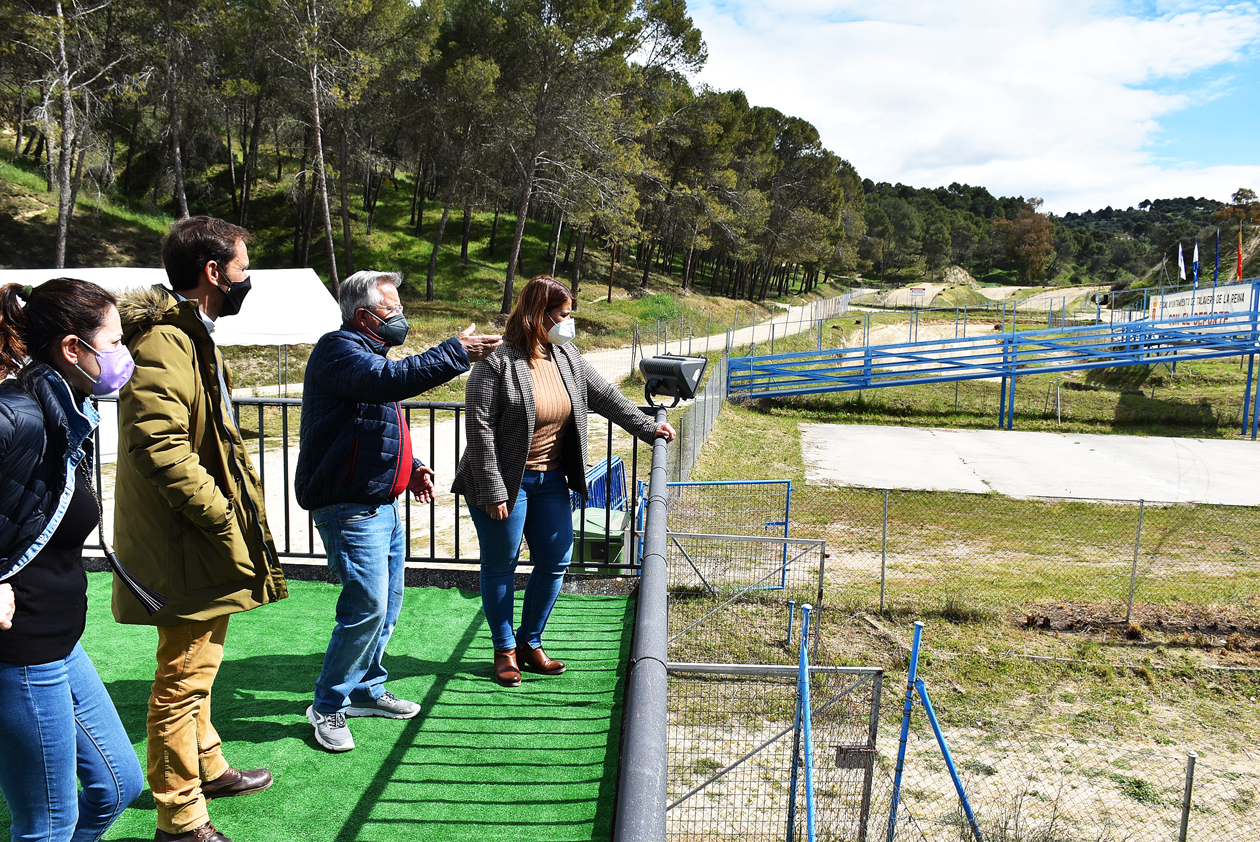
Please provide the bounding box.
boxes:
[639,354,708,408]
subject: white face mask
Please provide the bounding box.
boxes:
[547,314,576,345]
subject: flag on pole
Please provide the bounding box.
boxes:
[1242,222,1247,280]
[1193,241,1199,289]
[1211,228,1220,307]
[1178,243,1186,280]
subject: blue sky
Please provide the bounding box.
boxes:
[685,1,1260,214]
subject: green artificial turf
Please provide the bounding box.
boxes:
[1,574,633,842]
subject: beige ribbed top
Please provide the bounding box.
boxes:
[526,350,573,472]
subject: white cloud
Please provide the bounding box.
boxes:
[688,0,1260,212]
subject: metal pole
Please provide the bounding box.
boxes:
[787,599,796,646]
[800,605,816,842]
[879,490,889,613]
[1125,499,1145,624]
[916,678,984,842]
[613,408,671,842]
[886,621,924,842]
[1178,752,1197,842]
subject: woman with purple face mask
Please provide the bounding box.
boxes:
[0,279,144,842]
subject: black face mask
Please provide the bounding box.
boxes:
[364,309,410,346]
[217,275,251,318]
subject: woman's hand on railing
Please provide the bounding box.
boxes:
[655,422,676,443]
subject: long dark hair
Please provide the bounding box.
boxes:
[503,275,574,358]
[0,279,117,379]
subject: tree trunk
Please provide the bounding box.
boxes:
[501,143,541,315]
[426,190,456,301]
[240,94,264,227]
[301,171,318,267]
[52,0,74,268]
[409,158,423,227]
[338,119,354,277]
[121,106,139,194]
[550,213,564,276]
[292,125,311,266]
[226,104,239,217]
[607,242,617,304]
[460,201,472,264]
[572,228,587,308]
[162,0,188,219]
[14,84,26,155]
[308,66,339,294]
[365,165,384,235]
[562,227,574,270]
[640,241,654,288]
[68,99,89,212]
[487,205,499,256]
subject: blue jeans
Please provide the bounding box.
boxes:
[0,643,144,842]
[468,470,574,652]
[312,500,405,714]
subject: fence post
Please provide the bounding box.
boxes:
[1179,751,1197,842]
[880,490,889,613]
[1126,499,1145,624]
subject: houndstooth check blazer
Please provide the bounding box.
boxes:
[451,341,659,512]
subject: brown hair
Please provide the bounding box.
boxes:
[0,279,117,378]
[503,275,575,358]
[162,215,250,291]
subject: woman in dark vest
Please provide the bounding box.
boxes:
[452,275,675,686]
[0,279,144,841]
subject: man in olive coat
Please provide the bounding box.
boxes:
[114,216,287,842]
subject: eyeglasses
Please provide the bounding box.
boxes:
[366,303,404,318]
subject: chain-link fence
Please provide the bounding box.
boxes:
[667,665,884,842]
[665,355,728,484]
[781,485,1260,627]
[657,479,1260,840]
[664,478,824,665]
[873,723,1260,842]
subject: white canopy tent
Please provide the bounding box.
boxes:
[1,267,341,461]
[0,267,341,345]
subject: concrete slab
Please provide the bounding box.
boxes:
[801,425,991,494]
[800,423,1260,505]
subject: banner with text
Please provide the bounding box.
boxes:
[1148,283,1259,329]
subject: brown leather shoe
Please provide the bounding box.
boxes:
[518,642,565,675]
[155,822,232,841]
[201,766,273,800]
[493,648,521,687]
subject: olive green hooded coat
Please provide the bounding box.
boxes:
[112,285,287,625]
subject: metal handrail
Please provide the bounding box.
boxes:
[614,408,671,842]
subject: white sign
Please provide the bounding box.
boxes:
[1148,284,1256,327]
[909,287,926,296]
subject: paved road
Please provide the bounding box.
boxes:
[801,423,1260,505]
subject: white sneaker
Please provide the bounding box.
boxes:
[307,705,355,752]
[346,690,421,719]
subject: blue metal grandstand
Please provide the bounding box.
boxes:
[728,280,1260,434]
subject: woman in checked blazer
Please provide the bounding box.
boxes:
[452,275,674,687]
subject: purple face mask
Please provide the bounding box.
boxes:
[75,338,136,396]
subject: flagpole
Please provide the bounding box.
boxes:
[1211,227,1219,311]
[1192,241,1199,316]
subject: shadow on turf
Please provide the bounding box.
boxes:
[90,596,634,841]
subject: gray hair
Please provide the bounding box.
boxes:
[339,270,401,323]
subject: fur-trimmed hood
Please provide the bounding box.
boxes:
[118,284,207,345]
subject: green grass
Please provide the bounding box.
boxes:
[0,574,632,842]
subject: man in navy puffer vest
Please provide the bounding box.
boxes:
[296,270,499,751]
